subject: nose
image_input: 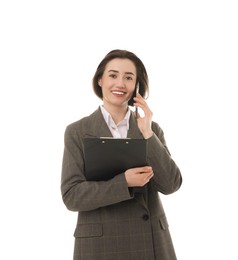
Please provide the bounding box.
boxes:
[116,77,126,88]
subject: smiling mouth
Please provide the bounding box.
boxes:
[111,91,126,95]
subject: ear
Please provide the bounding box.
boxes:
[98,79,102,87]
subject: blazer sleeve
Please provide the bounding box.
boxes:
[61,123,133,212]
[147,122,182,194]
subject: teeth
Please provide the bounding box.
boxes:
[112,91,124,95]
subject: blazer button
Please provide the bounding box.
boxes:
[142,214,149,221]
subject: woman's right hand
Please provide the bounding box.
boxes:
[125,166,154,187]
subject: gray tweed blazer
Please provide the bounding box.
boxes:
[61,108,182,260]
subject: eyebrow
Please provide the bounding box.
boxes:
[107,69,135,76]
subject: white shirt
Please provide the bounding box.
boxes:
[100,105,131,138]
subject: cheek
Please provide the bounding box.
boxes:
[128,84,136,95]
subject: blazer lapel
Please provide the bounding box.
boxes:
[84,107,113,138]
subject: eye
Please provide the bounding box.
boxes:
[109,74,117,79]
[125,76,133,80]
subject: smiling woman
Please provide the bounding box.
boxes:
[61,49,182,260]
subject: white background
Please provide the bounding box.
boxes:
[1,0,237,259]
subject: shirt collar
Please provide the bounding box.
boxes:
[100,105,131,130]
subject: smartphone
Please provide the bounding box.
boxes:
[135,82,139,119]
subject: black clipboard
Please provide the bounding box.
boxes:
[83,138,147,182]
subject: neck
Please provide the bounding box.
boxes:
[103,103,128,124]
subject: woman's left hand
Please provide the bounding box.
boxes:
[133,93,154,139]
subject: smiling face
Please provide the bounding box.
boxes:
[98,58,137,110]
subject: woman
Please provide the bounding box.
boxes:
[61,49,182,260]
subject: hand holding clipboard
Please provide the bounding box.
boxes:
[83,137,147,182]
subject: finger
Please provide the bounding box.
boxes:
[143,166,153,172]
[144,172,154,183]
[133,97,146,106]
[134,99,151,116]
[145,170,154,177]
[133,93,147,104]
[135,92,142,98]
[137,166,152,173]
[139,172,154,183]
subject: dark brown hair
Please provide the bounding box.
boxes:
[92,49,149,106]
